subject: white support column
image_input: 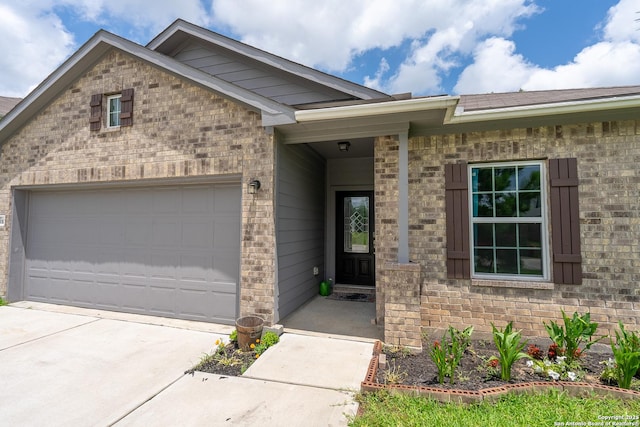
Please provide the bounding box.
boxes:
[398,131,409,263]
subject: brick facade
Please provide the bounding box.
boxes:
[0,49,278,323]
[373,121,640,339]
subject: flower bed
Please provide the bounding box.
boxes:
[361,312,640,403]
[361,340,640,403]
[185,330,280,377]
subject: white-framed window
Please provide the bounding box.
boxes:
[107,94,122,128]
[469,160,548,280]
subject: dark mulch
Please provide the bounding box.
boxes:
[185,343,258,377]
[377,337,614,391]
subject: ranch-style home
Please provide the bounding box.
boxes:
[1,20,639,348]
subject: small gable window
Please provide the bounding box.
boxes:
[107,94,121,128]
[89,88,134,131]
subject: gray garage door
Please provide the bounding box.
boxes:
[24,184,241,324]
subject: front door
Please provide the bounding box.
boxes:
[336,191,375,286]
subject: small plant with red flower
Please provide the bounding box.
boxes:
[527,344,544,360]
[543,310,605,364]
[429,326,472,385]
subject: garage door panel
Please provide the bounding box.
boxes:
[90,190,122,214]
[149,253,178,279]
[177,289,235,322]
[123,190,152,213]
[28,218,73,247]
[148,286,177,315]
[96,219,125,246]
[24,184,240,324]
[118,251,150,277]
[125,219,152,246]
[152,220,180,247]
[153,188,181,213]
[67,280,94,305]
[213,186,241,214]
[94,282,120,310]
[213,219,241,248]
[26,275,51,299]
[212,252,240,281]
[120,283,149,311]
[182,187,213,214]
[178,259,211,282]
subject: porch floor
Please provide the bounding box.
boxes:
[280,295,382,341]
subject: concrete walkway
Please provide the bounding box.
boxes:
[0,303,374,426]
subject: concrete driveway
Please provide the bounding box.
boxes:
[0,303,373,426]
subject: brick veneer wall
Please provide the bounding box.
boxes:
[376,121,640,339]
[374,135,400,325]
[0,49,277,323]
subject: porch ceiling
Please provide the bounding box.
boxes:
[306,137,374,159]
[276,108,447,144]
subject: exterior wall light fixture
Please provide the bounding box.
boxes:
[338,141,351,152]
[248,179,261,194]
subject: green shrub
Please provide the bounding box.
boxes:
[610,321,640,389]
[543,310,604,363]
[491,321,529,381]
[253,331,280,356]
[429,326,472,384]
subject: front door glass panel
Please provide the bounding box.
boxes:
[343,196,369,253]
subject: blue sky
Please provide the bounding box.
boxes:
[0,0,639,98]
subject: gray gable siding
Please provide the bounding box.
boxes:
[276,141,325,321]
[173,40,356,106]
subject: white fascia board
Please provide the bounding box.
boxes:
[448,95,640,124]
[295,96,460,122]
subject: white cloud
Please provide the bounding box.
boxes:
[523,41,640,90]
[211,0,539,93]
[602,0,640,43]
[0,0,209,97]
[453,0,640,94]
[2,0,639,99]
[0,3,75,97]
[54,0,210,41]
[363,58,390,92]
[211,0,426,72]
[454,37,538,94]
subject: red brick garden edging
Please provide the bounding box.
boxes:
[360,341,640,404]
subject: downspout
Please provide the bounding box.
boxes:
[398,131,409,263]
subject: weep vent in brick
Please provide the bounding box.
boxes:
[549,157,582,285]
[445,162,470,279]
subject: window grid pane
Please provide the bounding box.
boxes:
[470,162,545,278]
[108,96,121,127]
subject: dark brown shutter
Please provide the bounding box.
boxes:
[120,88,134,127]
[89,94,102,131]
[549,158,582,285]
[445,162,470,279]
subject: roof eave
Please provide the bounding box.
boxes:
[448,95,640,124]
[294,96,460,123]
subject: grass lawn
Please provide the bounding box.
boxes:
[350,390,640,427]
